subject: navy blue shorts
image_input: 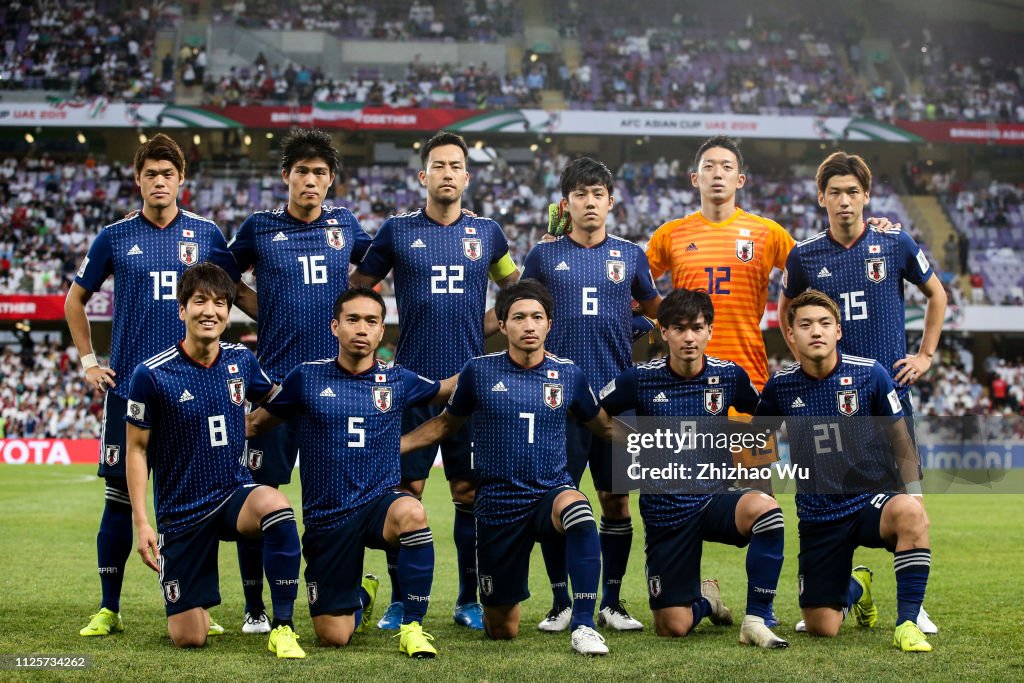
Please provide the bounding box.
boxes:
[475,486,576,607]
[566,416,615,492]
[245,419,300,486]
[643,491,751,610]
[157,485,256,616]
[797,493,896,608]
[302,492,410,616]
[401,403,476,483]
[99,392,128,478]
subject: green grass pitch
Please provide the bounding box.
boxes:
[1,465,1022,682]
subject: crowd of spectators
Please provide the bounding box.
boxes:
[0,341,103,439]
[0,0,180,103]
[212,0,520,43]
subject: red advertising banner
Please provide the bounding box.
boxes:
[0,439,98,465]
[895,120,1024,145]
[201,105,313,128]
[0,293,111,321]
[198,105,486,130]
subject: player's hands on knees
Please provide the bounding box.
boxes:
[893,353,932,386]
[867,216,901,232]
[136,523,160,572]
[85,365,117,392]
[546,202,571,239]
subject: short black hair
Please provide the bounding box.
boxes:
[495,278,554,322]
[177,262,235,308]
[420,131,469,167]
[280,128,340,175]
[657,288,715,328]
[334,286,386,320]
[693,135,744,172]
[559,156,614,198]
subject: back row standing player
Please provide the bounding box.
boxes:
[66,134,240,637]
[523,157,661,631]
[350,132,521,630]
[227,129,373,633]
[778,152,946,635]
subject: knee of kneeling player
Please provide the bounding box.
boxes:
[315,624,353,647]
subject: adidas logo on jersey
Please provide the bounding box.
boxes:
[555,261,570,271]
[411,238,426,248]
[127,244,143,255]
[320,387,336,397]
[817,267,832,278]
[653,392,669,403]
[791,397,806,408]
[685,242,698,252]
[272,232,288,242]
[491,381,508,392]
[178,389,194,403]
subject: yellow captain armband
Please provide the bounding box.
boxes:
[489,253,518,282]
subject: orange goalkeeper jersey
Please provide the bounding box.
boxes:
[647,208,795,389]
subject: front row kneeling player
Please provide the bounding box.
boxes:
[125,263,305,657]
[755,289,933,652]
[401,279,630,656]
[600,288,788,648]
[247,287,456,659]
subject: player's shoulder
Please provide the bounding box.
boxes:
[705,355,741,374]
[180,209,220,230]
[737,208,787,234]
[636,357,667,373]
[653,212,700,235]
[219,342,254,360]
[544,351,578,367]
[99,212,145,237]
[839,353,885,379]
[767,361,802,385]
[141,344,181,371]
[463,213,501,230]
[606,234,643,253]
[794,230,829,250]
[321,204,357,221]
[387,208,425,225]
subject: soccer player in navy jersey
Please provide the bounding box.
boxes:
[350,132,520,630]
[227,128,373,633]
[401,279,630,656]
[246,287,456,658]
[778,151,946,635]
[756,290,933,652]
[521,157,661,632]
[600,289,788,648]
[65,134,239,638]
[124,263,304,657]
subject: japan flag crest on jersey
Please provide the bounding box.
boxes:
[736,239,754,263]
[704,388,725,414]
[606,260,626,284]
[865,258,886,283]
[227,378,245,406]
[462,237,482,261]
[325,227,345,250]
[837,390,859,416]
[373,386,393,412]
[179,241,198,266]
[543,383,563,409]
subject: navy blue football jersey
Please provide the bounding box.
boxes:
[126,342,273,533]
[782,227,933,399]
[522,235,659,390]
[75,210,238,399]
[601,356,760,525]
[263,359,439,530]
[447,351,601,524]
[755,354,904,522]
[357,210,511,379]
[228,206,372,381]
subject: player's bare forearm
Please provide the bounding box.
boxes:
[125,424,160,571]
[895,275,947,385]
[64,283,94,356]
[639,295,661,319]
[584,409,632,443]
[886,419,921,488]
[401,411,463,454]
[483,307,499,337]
[349,269,383,289]
[234,281,258,319]
[246,407,284,438]
[431,374,459,405]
